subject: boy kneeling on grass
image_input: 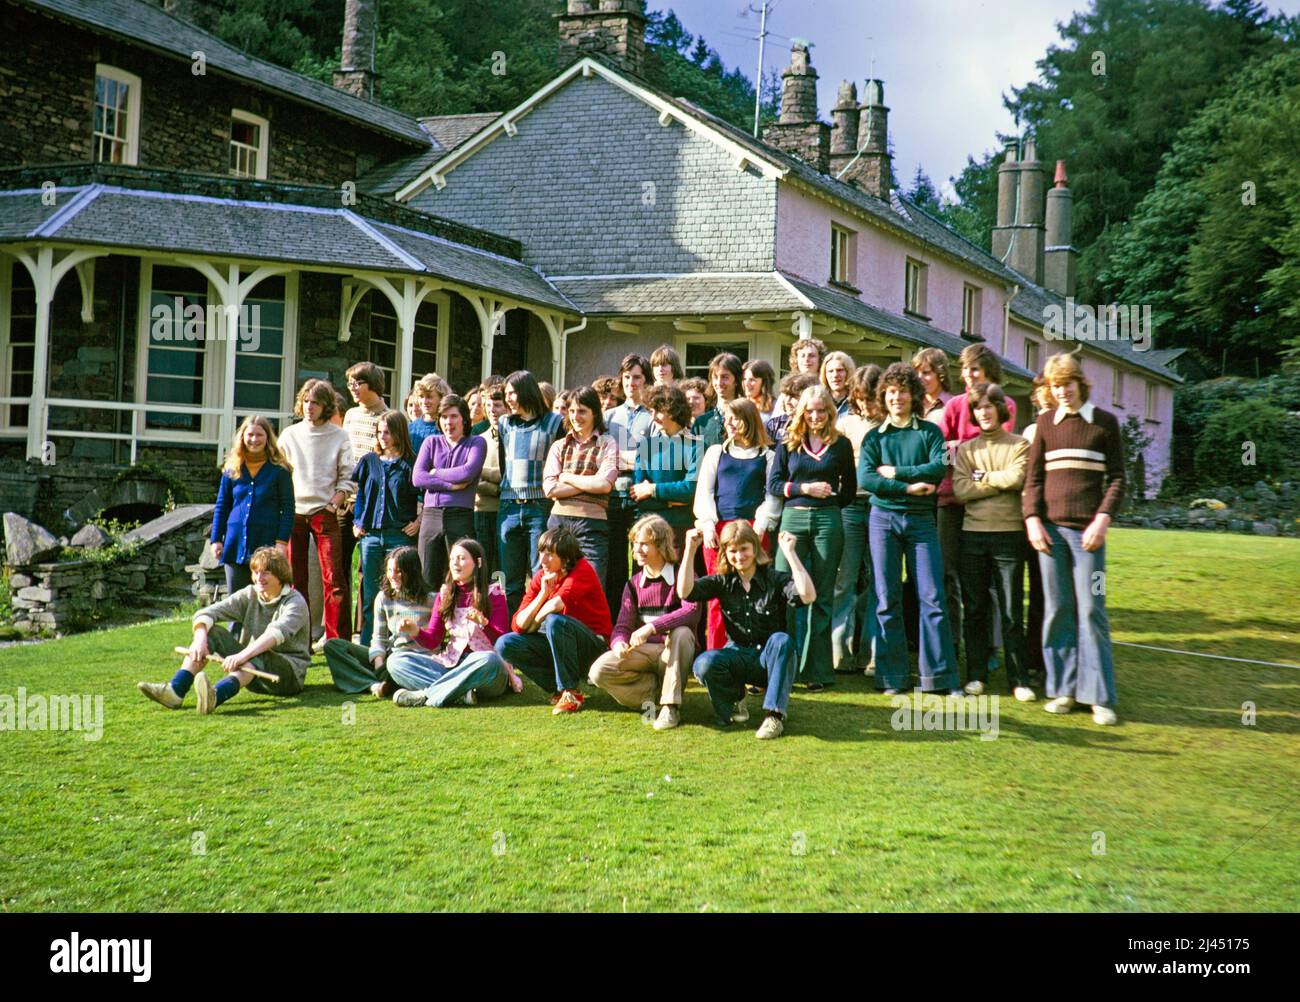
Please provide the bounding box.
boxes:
[588,514,700,731]
[138,546,309,714]
[678,521,814,740]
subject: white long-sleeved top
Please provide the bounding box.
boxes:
[693,442,783,544]
[277,419,356,516]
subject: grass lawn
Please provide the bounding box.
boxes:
[2,528,1298,912]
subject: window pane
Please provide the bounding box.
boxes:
[235,354,282,383]
[370,342,396,368]
[11,346,34,371]
[242,326,283,356]
[234,381,281,411]
[146,375,203,405]
[147,348,204,378]
[684,342,748,379]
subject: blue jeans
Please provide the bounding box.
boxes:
[832,499,876,669]
[495,614,607,694]
[387,648,508,707]
[498,500,553,615]
[693,634,795,723]
[1039,522,1116,707]
[357,528,410,648]
[547,513,610,589]
[870,507,959,691]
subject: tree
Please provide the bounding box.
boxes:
[906,166,942,215]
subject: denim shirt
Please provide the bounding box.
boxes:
[210,462,295,566]
[604,401,654,474]
[352,453,419,531]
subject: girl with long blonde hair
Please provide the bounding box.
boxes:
[210,415,295,604]
[770,384,857,690]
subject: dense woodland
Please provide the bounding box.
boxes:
[195,0,1299,382]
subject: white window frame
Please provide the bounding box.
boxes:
[230,109,270,180]
[672,332,757,381]
[1113,369,1125,408]
[905,258,928,317]
[1145,380,1158,421]
[830,224,856,286]
[134,262,299,442]
[0,257,35,435]
[1024,338,1040,374]
[962,284,982,338]
[93,64,141,166]
[363,288,450,399]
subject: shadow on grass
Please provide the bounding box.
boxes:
[1110,608,1300,659]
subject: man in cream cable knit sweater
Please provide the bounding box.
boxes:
[278,379,355,646]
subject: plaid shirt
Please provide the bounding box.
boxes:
[498,411,564,502]
[544,431,618,518]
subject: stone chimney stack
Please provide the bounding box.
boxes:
[761,41,830,174]
[1011,138,1045,284]
[829,80,859,175]
[992,137,1045,285]
[557,0,648,78]
[1044,160,1079,297]
[333,0,377,99]
[839,79,891,200]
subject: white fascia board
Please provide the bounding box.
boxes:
[395,57,787,201]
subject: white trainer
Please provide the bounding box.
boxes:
[1013,686,1037,702]
[732,697,750,724]
[1092,705,1119,726]
[137,681,182,709]
[192,670,214,715]
[653,705,680,731]
[755,714,784,740]
[393,688,428,707]
[1044,696,1077,714]
[964,680,985,696]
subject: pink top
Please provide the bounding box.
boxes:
[414,582,509,668]
[937,392,1017,506]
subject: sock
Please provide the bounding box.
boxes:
[214,676,241,706]
[169,668,195,698]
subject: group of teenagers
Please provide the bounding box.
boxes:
[138,336,1126,738]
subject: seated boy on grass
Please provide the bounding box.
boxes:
[138,546,310,715]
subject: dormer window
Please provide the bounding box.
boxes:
[230,110,269,179]
[93,65,141,165]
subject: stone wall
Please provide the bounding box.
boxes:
[6,504,213,635]
[0,4,414,184]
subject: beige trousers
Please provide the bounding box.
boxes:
[588,626,696,708]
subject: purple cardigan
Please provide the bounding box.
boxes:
[413,433,487,509]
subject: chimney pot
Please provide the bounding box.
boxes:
[557,0,647,76]
[1054,160,1068,188]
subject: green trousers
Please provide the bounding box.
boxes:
[776,505,844,685]
[323,638,388,693]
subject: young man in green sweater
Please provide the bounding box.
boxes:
[857,363,962,696]
[138,546,310,714]
[952,383,1033,701]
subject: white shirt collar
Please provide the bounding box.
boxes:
[1053,400,1096,424]
[641,563,675,585]
[883,414,919,432]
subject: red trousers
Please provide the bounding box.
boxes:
[289,509,350,641]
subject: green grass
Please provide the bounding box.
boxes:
[2,528,1298,912]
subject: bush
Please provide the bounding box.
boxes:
[1193,399,1292,485]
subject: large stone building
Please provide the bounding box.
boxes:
[0,0,1181,525]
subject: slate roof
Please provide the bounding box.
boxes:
[550,273,804,315]
[18,0,428,146]
[782,275,1036,383]
[0,185,573,312]
[1009,281,1186,383]
[419,114,502,152]
[360,114,502,196]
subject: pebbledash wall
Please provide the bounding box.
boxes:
[407,74,779,275]
[0,1,414,180]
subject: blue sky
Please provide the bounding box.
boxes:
[655,0,1299,200]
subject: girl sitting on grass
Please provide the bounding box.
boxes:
[391,539,523,707]
[322,546,432,698]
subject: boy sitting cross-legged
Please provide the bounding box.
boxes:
[678,522,815,740]
[138,546,310,714]
[588,514,700,730]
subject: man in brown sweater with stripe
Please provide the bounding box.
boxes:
[1022,352,1125,726]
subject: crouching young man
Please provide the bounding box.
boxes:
[678,521,814,740]
[589,514,700,730]
[494,525,612,714]
[138,546,310,714]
